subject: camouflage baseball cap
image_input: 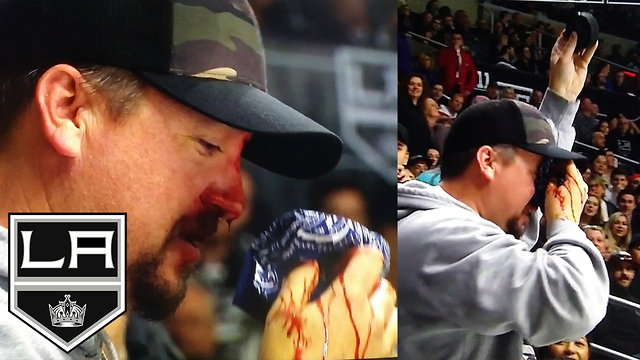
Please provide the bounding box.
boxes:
[443,100,585,161]
[0,0,342,179]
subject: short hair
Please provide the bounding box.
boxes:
[612,167,630,178]
[617,188,636,204]
[500,45,512,56]
[0,64,146,144]
[440,144,516,181]
[582,224,605,235]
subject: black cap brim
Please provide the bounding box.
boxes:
[520,144,586,161]
[139,72,343,179]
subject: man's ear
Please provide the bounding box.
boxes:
[476,145,497,181]
[35,64,90,158]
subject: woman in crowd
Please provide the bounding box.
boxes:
[590,152,609,178]
[604,212,632,252]
[598,120,609,137]
[589,62,613,91]
[534,337,591,360]
[398,73,433,157]
[421,97,449,153]
[580,195,606,227]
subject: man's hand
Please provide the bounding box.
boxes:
[259,247,397,360]
[549,31,598,102]
[545,161,589,222]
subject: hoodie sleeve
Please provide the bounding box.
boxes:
[400,210,609,346]
[521,88,581,250]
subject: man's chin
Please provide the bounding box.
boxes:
[128,254,191,320]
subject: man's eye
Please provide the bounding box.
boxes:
[198,139,222,155]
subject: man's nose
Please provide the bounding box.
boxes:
[199,173,245,221]
[563,343,577,355]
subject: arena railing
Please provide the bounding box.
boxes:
[589,295,640,360]
[573,141,640,173]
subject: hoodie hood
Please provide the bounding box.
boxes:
[398,180,477,220]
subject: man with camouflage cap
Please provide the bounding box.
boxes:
[0,0,396,359]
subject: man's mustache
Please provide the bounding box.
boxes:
[167,205,224,244]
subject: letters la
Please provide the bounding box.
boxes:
[8,213,126,353]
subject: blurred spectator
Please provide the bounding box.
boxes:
[398,11,413,78]
[529,90,543,108]
[628,50,640,72]
[415,52,437,89]
[589,62,613,91]
[399,73,433,157]
[407,155,429,178]
[494,21,505,37]
[432,83,446,105]
[495,45,517,70]
[427,148,440,169]
[588,174,616,222]
[617,188,640,238]
[436,29,477,97]
[573,98,599,144]
[618,188,638,219]
[316,178,370,228]
[591,151,608,179]
[591,131,606,150]
[630,236,640,300]
[609,44,626,66]
[631,174,640,191]
[607,114,640,160]
[498,11,512,32]
[581,196,606,228]
[612,71,630,94]
[473,18,490,37]
[598,121,610,137]
[588,251,640,357]
[425,0,439,17]
[605,168,629,204]
[582,225,610,260]
[485,82,499,101]
[604,212,632,252]
[631,74,640,97]
[605,150,619,178]
[438,93,464,119]
[398,124,411,183]
[514,46,537,74]
[489,33,510,63]
[422,97,450,153]
[165,280,217,360]
[534,337,591,360]
[501,87,516,100]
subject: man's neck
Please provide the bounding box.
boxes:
[0,154,53,228]
[440,179,482,215]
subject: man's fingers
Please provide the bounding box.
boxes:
[369,279,397,329]
[278,260,320,310]
[384,308,398,356]
[579,40,599,68]
[561,32,578,59]
[329,247,384,300]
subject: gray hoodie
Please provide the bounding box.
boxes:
[0,226,118,360]
[397,89,610,359]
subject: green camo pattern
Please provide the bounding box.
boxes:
[516,102,556,146]
[171,0,266,90]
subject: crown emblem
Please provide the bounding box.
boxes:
[48,294,86,327]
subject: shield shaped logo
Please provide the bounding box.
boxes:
[8,213,126,353]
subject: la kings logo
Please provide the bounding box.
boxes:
[8,213,126,352]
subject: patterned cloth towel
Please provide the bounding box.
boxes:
[233,209,390,323]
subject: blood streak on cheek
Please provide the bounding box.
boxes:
[316,283,337,360]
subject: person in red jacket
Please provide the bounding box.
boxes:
[436,29,478,98]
